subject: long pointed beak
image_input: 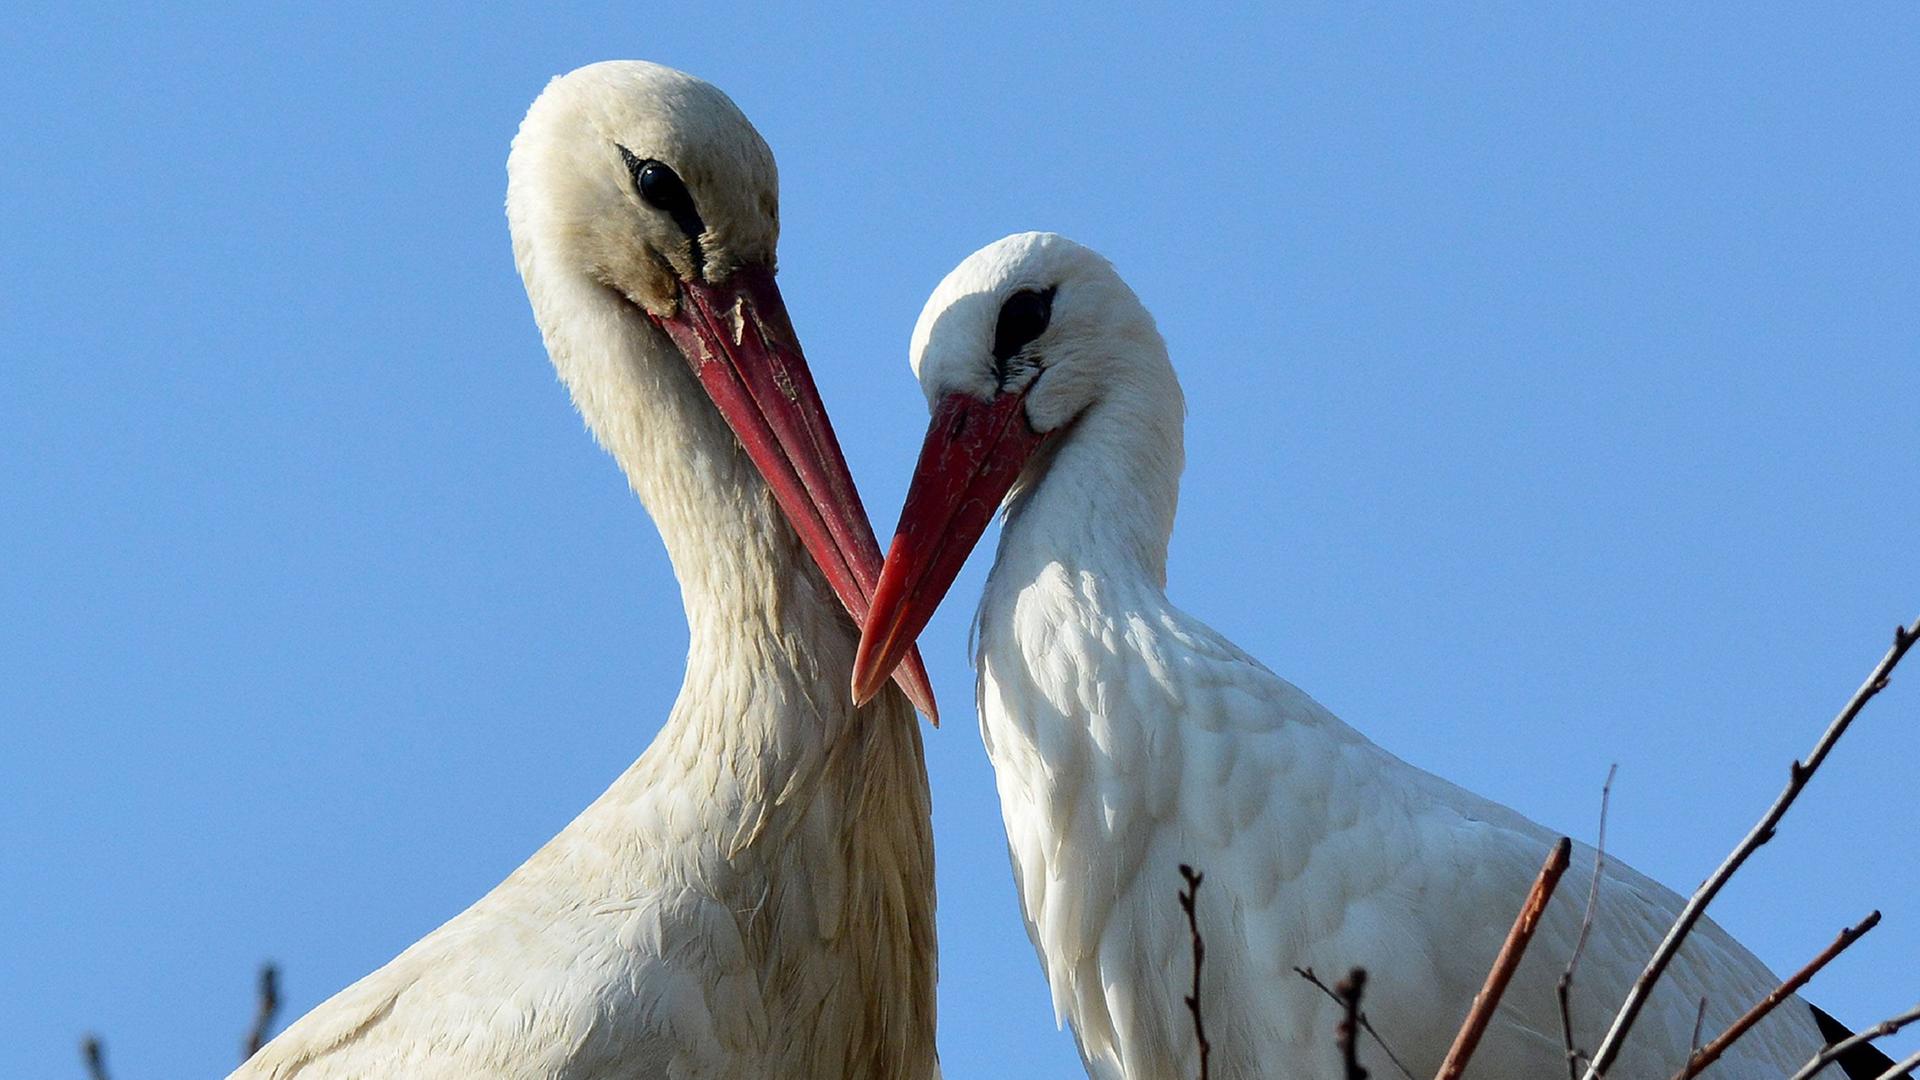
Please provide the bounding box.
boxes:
[851,391,1048,705]
[651,264,938,722]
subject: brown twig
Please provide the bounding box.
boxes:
[1580,618,1919,1080]
[1437,836,1572,1080]
[1667,911,1880,1079]
[1558,763,1617,1079]
[1788,1001,1920,1080]
[1686,998,1708,1060]
[1294,967,1418,1080]
[244,962,282,1060]
[1336,968,1369,1080]
[80,1035,109,1080]
[1177,865,1211,1080]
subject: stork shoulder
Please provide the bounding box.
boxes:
[236,858,771,1078]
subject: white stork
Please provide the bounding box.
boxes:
[237,61,942,1079]
[850,232,1896,1079]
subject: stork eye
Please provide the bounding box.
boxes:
[638,162,690,214]
[617,146,706,240]
[993,287,1055,362]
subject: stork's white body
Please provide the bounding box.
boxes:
[978,530,1821,1078]
[235,64,938,1080]
[897,234,1841,1080]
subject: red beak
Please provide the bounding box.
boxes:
[851,391,1049,706]
[651,264,938,722]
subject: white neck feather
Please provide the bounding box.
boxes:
[529,263,831,641]
[510,238,889,822]
[516,257,938,1078]
[995,360,1185,597]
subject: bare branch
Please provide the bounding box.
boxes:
[1668,911,1880,1080]
[1177,865,1211,1080]
[1293,967,1418,1080]
[1687,998,1707,1061]
[244,962,282,1060]
[1580,618,1919,1080]
[1787,1001,1920,1080]
[79,962,282,1078]
[79,1035,109,1080]
[1559,763,1617,1080]
[1335,968,1369,1080]
[1876,1049,1920,1080]
[1437,836,1572,1080]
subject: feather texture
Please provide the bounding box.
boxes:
[234,63,938,1079]
[908,232,1850,1080]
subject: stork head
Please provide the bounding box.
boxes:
[852,232,1173,704]
[510,61,780,316]
[509,61,936,720]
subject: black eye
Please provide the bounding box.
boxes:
[638,162,690,214]
[993,287,1055,362]
[617,146,706,241]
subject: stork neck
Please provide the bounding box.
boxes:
[532,270,824,647]
[998,389,1183,595]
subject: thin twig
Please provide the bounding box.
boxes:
[1437,836,1572,1080]
[1787,1001,1920,1080]
[80,1035,109,1080]
[1580,618,1919,1080]
[1294,967,1418,1080]
[1336,968,1369,1080]
[1668,911,1880,1080]
[1687,998,1708,1061]
[1177,865,1211,1080]
[244,962,282,1059]
[1559,763,1617,1080]
[1875,1049,1920,1080]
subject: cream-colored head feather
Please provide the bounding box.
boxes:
[507,60,779,318]
[910,231,1177,435]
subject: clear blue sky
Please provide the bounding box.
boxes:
[4,5,1915,1077]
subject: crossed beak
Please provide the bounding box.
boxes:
[850,390,1049,705]
[650,264,938,722]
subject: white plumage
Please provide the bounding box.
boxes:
[235,62,938,1079]
[856,232,1876,1079]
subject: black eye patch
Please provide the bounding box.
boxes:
[993,287,1056,363]
[616,145,706,242]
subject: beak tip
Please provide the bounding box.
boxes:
[849,639,885,707]
[850,670,883,709]
[852,640,937,723]
[901,649,939,726]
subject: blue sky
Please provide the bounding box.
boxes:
[3,4,1916,1077]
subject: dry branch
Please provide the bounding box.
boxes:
[1336,968,1369,1080]
[1177,865,1212,1080]
[80,1035,109,1080]
[1877,1049,1920,1080]
[1579,618,1919,1080]
[244,962,282,1059]
[1294,967,1418,1080]
[79,961,281,1079]
[1787,1001,1920,1080]
[1436,836,1572,1080]
[1667,911,1879,1080]
[1559,763,1617,1079]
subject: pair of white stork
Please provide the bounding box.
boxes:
[234,62,1899,1079]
